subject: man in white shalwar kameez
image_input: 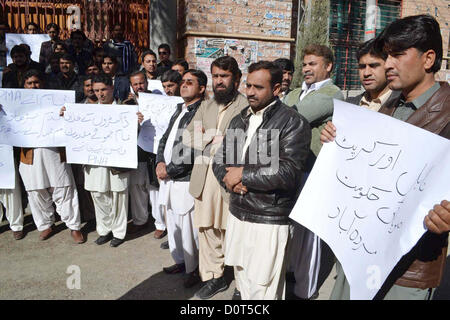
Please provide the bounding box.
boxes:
[0,149,24,240]
[19,70,84,243]
[156,70,206,288]
[83,74,131,247]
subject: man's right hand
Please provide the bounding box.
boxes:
[156,162,168,180]
[320,121,336,144]
[59,106,66,117]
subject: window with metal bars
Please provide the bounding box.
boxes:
[329,0,402,91]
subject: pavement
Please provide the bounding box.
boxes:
[0,210,337,300]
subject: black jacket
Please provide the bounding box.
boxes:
[156,99,202,181]
[213,99,311,225]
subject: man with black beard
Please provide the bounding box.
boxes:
[183,56,248,299]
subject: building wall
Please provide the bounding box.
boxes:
[401,0,450,82]
[179,0,298,90]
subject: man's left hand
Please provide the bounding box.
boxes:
[223,167,243,191]
[425,200,450,234]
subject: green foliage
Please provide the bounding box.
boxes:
[292,0,330,88]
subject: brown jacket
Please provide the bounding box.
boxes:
[378,81,449,290]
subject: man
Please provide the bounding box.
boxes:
[0,22,9,68]
[347,38,400,110]
[322,14,450,300]
[156,69,207,288]
[19,69,84,243]
[183,55,248,299]
[103,24,137,75]
[122,71,152,234]
[171,59,189,76]
[85,61,100,76]
[19,44,44,72]
[83,74,131,247]
[39,23,61,68]
[213,61,311,299]
[80,75,98,104]
[25,22,39,34]
[161,69,182,97]
[50,54,83,102]
[2,45,35,88]
[140,50,159,81]
[0,147,24,240]
[101,54,130,102]
[156,44,173,77]
[93,47,105,68]
[67,30,92,76]
[273,58,294,102]
[284,44,344,300]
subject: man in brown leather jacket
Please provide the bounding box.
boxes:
[321,14,449,300]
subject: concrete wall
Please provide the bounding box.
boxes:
[149,0,177,59]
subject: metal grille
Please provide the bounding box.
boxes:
[0,0,149,54]
[329,0,402,91]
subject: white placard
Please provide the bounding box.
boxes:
[289,99,450,300]
[5,33,50,65]
[64,103,138,169]
[0,89,75,147]
[129,80,166,97]
[0,144,15,189]
[137,92,183,153]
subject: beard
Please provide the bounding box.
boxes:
[213,82,236,105]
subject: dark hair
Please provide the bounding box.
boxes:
[183,69,207,88]
[10,45,28,57]
[141,49,157,61]
[129,70,147,80]
[173,59,189,71]
[273,58,295,72]
[49,52,63,62]
[211,55,242,82]
[92,74,113,87]
[158,43,171,53]
[26,22,39,31]
[93,47,105,55]
[183,69,207,99]
[303,44,335,70]
[70,30,86,40]
[80,74,94,84]
[161,69,182,84]
[374,14,442,73]
[53,41,67,51]
[59,53,75,63]
[46,23,60,32]
[248,60,283,89]
[23,69,44,82]
[19,43,32,56]
[356,39,387,61]
[103,54,118,65]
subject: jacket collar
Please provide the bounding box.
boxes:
[240,97,281,121]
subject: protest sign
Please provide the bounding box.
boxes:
[63,103,138,169]
[5,33,50,65]
[290,100,450,300]
[0,144,15,189]
[0,89,74,147]
[137,92,183,153]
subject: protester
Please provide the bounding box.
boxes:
[183,56,248,299]
[171,59,189,75]
[141,50,159,81]
[273,58,294,102]
[322,14,450,300]
[101,54,130,102]
[19,69,84,243]
[156,69,207,288]
[67,30,92,75]
[156,43,173,76]
[103,24,137,75]
[213,60,311,300]
[161,69,182,96]
[2,45,35,88]
[39,23,61,68]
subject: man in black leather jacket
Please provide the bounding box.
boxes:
[155,69,207,288]
[213,61,311,299]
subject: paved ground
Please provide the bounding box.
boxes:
[0,211,337,300]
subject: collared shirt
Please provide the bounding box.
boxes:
[360,88,392,112]
[241,99,276,162]
[393,82,440,121]
[299,78,332,101]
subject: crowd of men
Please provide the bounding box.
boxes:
[0,14,449,300]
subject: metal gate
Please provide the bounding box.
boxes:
[0,0,149,52]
